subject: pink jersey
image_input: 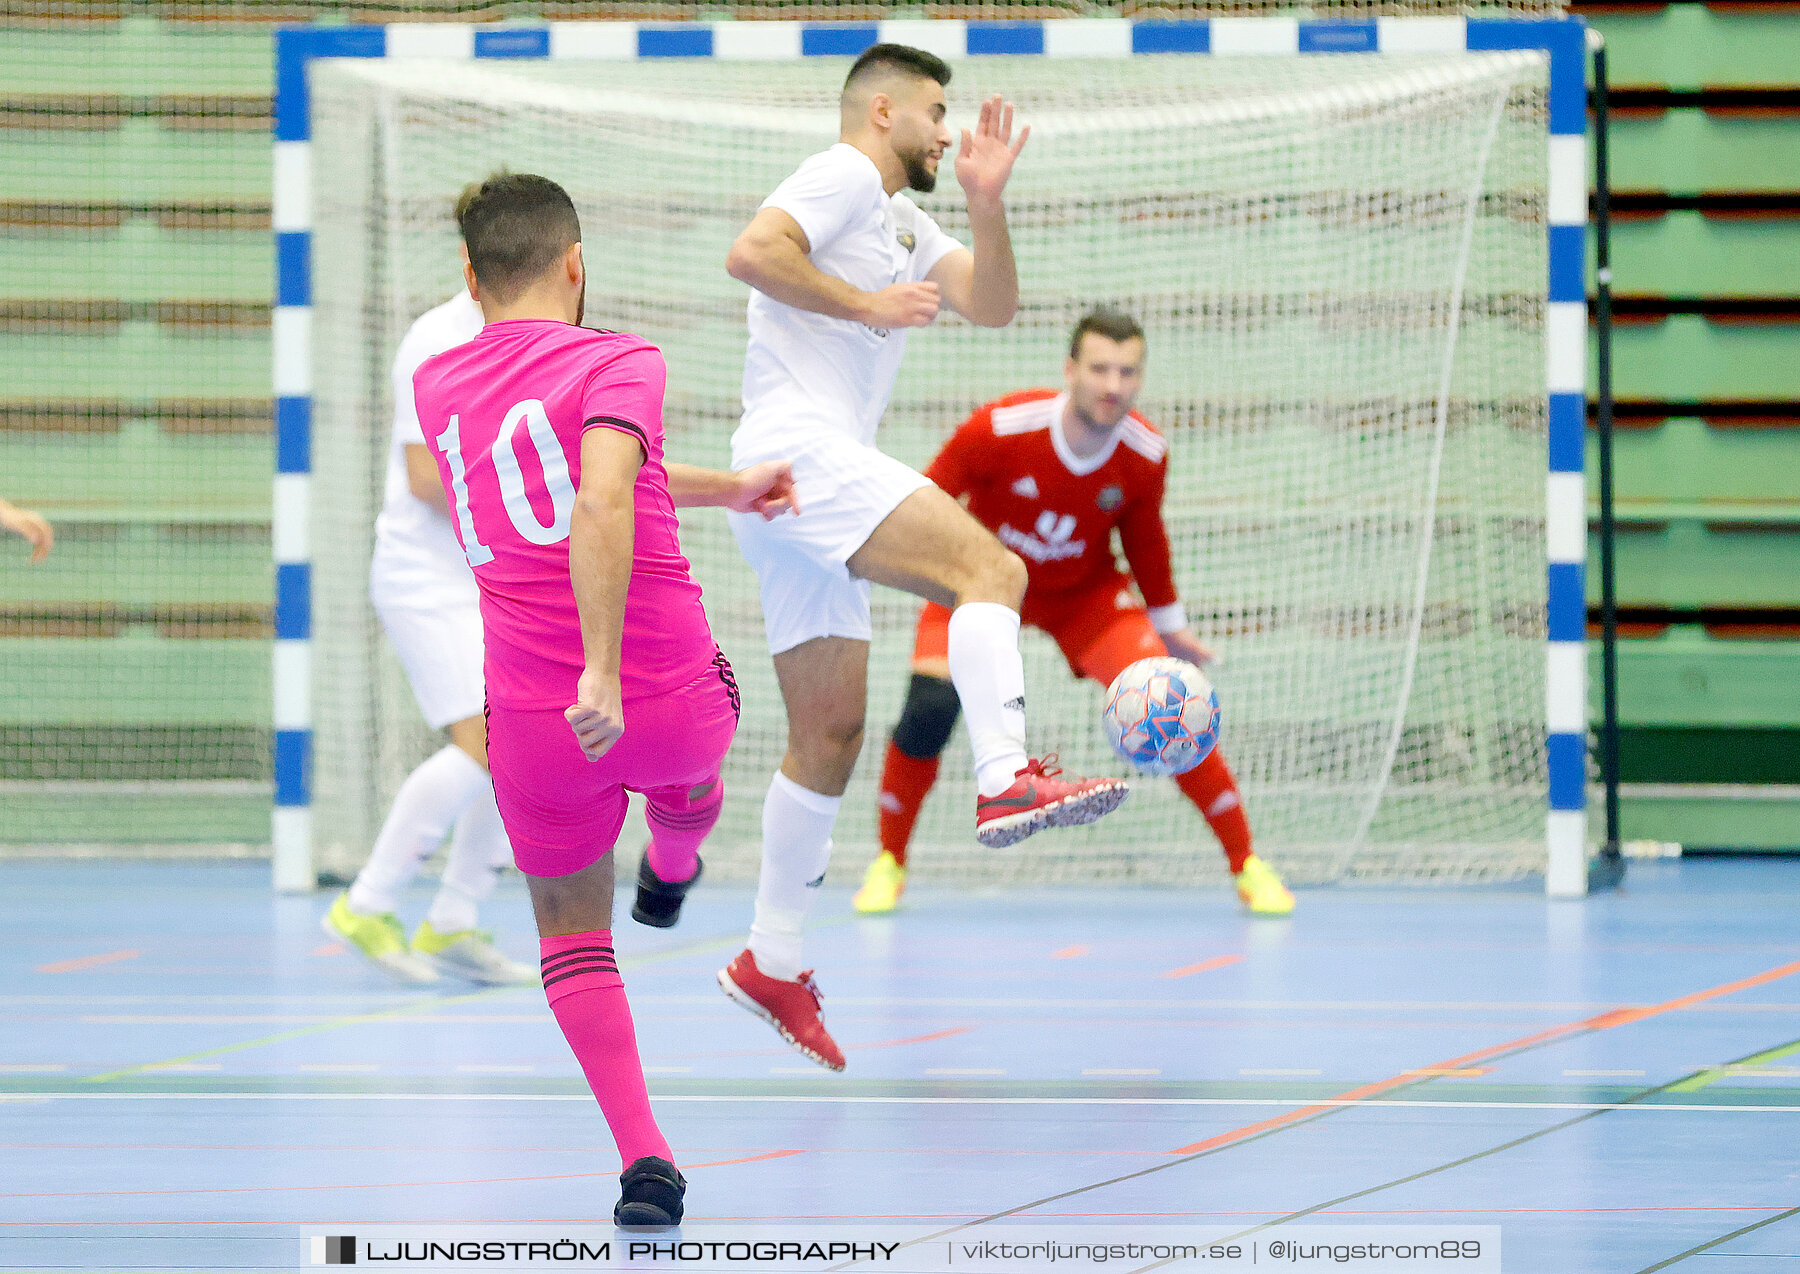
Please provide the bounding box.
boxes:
[413,319,714,710]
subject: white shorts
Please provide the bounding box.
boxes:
[369,558,485,730]
[728,428,931,656]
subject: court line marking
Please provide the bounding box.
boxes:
[0,1149,803,1201]
[74,918,845,1084]
[847,1027,973,1052]
[1670,1038,1800,1093]
[6,1092,1798,1113]
[1634,1203,1800,1273]
[14,993,1796,1012]
[35,950,140,975]
[836,958,1800,1271]
[1169,956,1800,1154]
[1129,1036,1800,1274]
[1161,955,1244,979]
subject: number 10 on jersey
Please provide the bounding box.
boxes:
[436,398,578,568]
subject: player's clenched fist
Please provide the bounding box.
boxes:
[565,668,625,761]
[863,281,940,329]
[731,460,802,521]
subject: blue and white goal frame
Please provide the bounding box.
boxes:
[271,14,1592,896]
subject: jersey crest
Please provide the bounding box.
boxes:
[1097,484,1124,512]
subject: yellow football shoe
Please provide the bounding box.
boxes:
[1234,854,1294,917]
[852,851,907,914]
[321,892,438,984]
[412,921,538,986]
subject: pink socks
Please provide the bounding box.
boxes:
[540,930,672,1170]
[644,779,724,884]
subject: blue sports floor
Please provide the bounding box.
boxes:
[3,858,1798,1272]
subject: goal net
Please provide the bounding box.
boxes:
[309,45,1552,888]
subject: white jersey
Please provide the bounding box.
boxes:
[736,143,963,451]
[371,290,485,595]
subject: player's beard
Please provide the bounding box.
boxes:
[902,146,938,194]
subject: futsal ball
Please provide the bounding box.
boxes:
[1101,656,1221,778]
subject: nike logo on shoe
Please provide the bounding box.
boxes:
[982,784,1040,810]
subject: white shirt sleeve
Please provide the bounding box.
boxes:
[389,332,432,449]
[391,293,484,449]
[761,147,866,257]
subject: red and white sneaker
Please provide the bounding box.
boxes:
[717,949,846,1072]
[975,755,1130,849]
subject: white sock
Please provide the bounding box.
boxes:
[748,771,840,981]
[428,785,509,934]
[947,602,1030,797]
[349,745,489,916]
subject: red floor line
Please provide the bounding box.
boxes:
[658,1024,975,1062]
[1160,955,1243,979]
[845,1027,974,1052]
[34,950,141,975]
[1051,945,1090,959]
[0,1152,790,1201]
[1168,957,1800,1154]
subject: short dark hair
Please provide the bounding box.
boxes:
[452,175,492,226]
[456,172,581,304]
[1069,308,1146,359]
[843,43,952,96]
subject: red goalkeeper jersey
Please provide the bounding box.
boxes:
[925,388,1179,613]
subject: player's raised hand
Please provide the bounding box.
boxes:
[732,460,801,521]
[0,499,52,564]
[862,281,940,329]
[955,94,1029,208]
[565,669,625,761]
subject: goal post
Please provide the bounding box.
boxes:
[273,15,1592,897]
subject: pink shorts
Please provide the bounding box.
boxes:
[486,652,741,877]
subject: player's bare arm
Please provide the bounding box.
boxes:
[565,427,640,762]
[0,496,53,563]
[929,95,1029,328]
[726,208,939,330]
[665,460,801,521]
[402,443,451,514]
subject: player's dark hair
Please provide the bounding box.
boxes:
[843,43,952,96]
[456,172,581,304]
[453,174,499,226]
[1069,309,1146,359]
